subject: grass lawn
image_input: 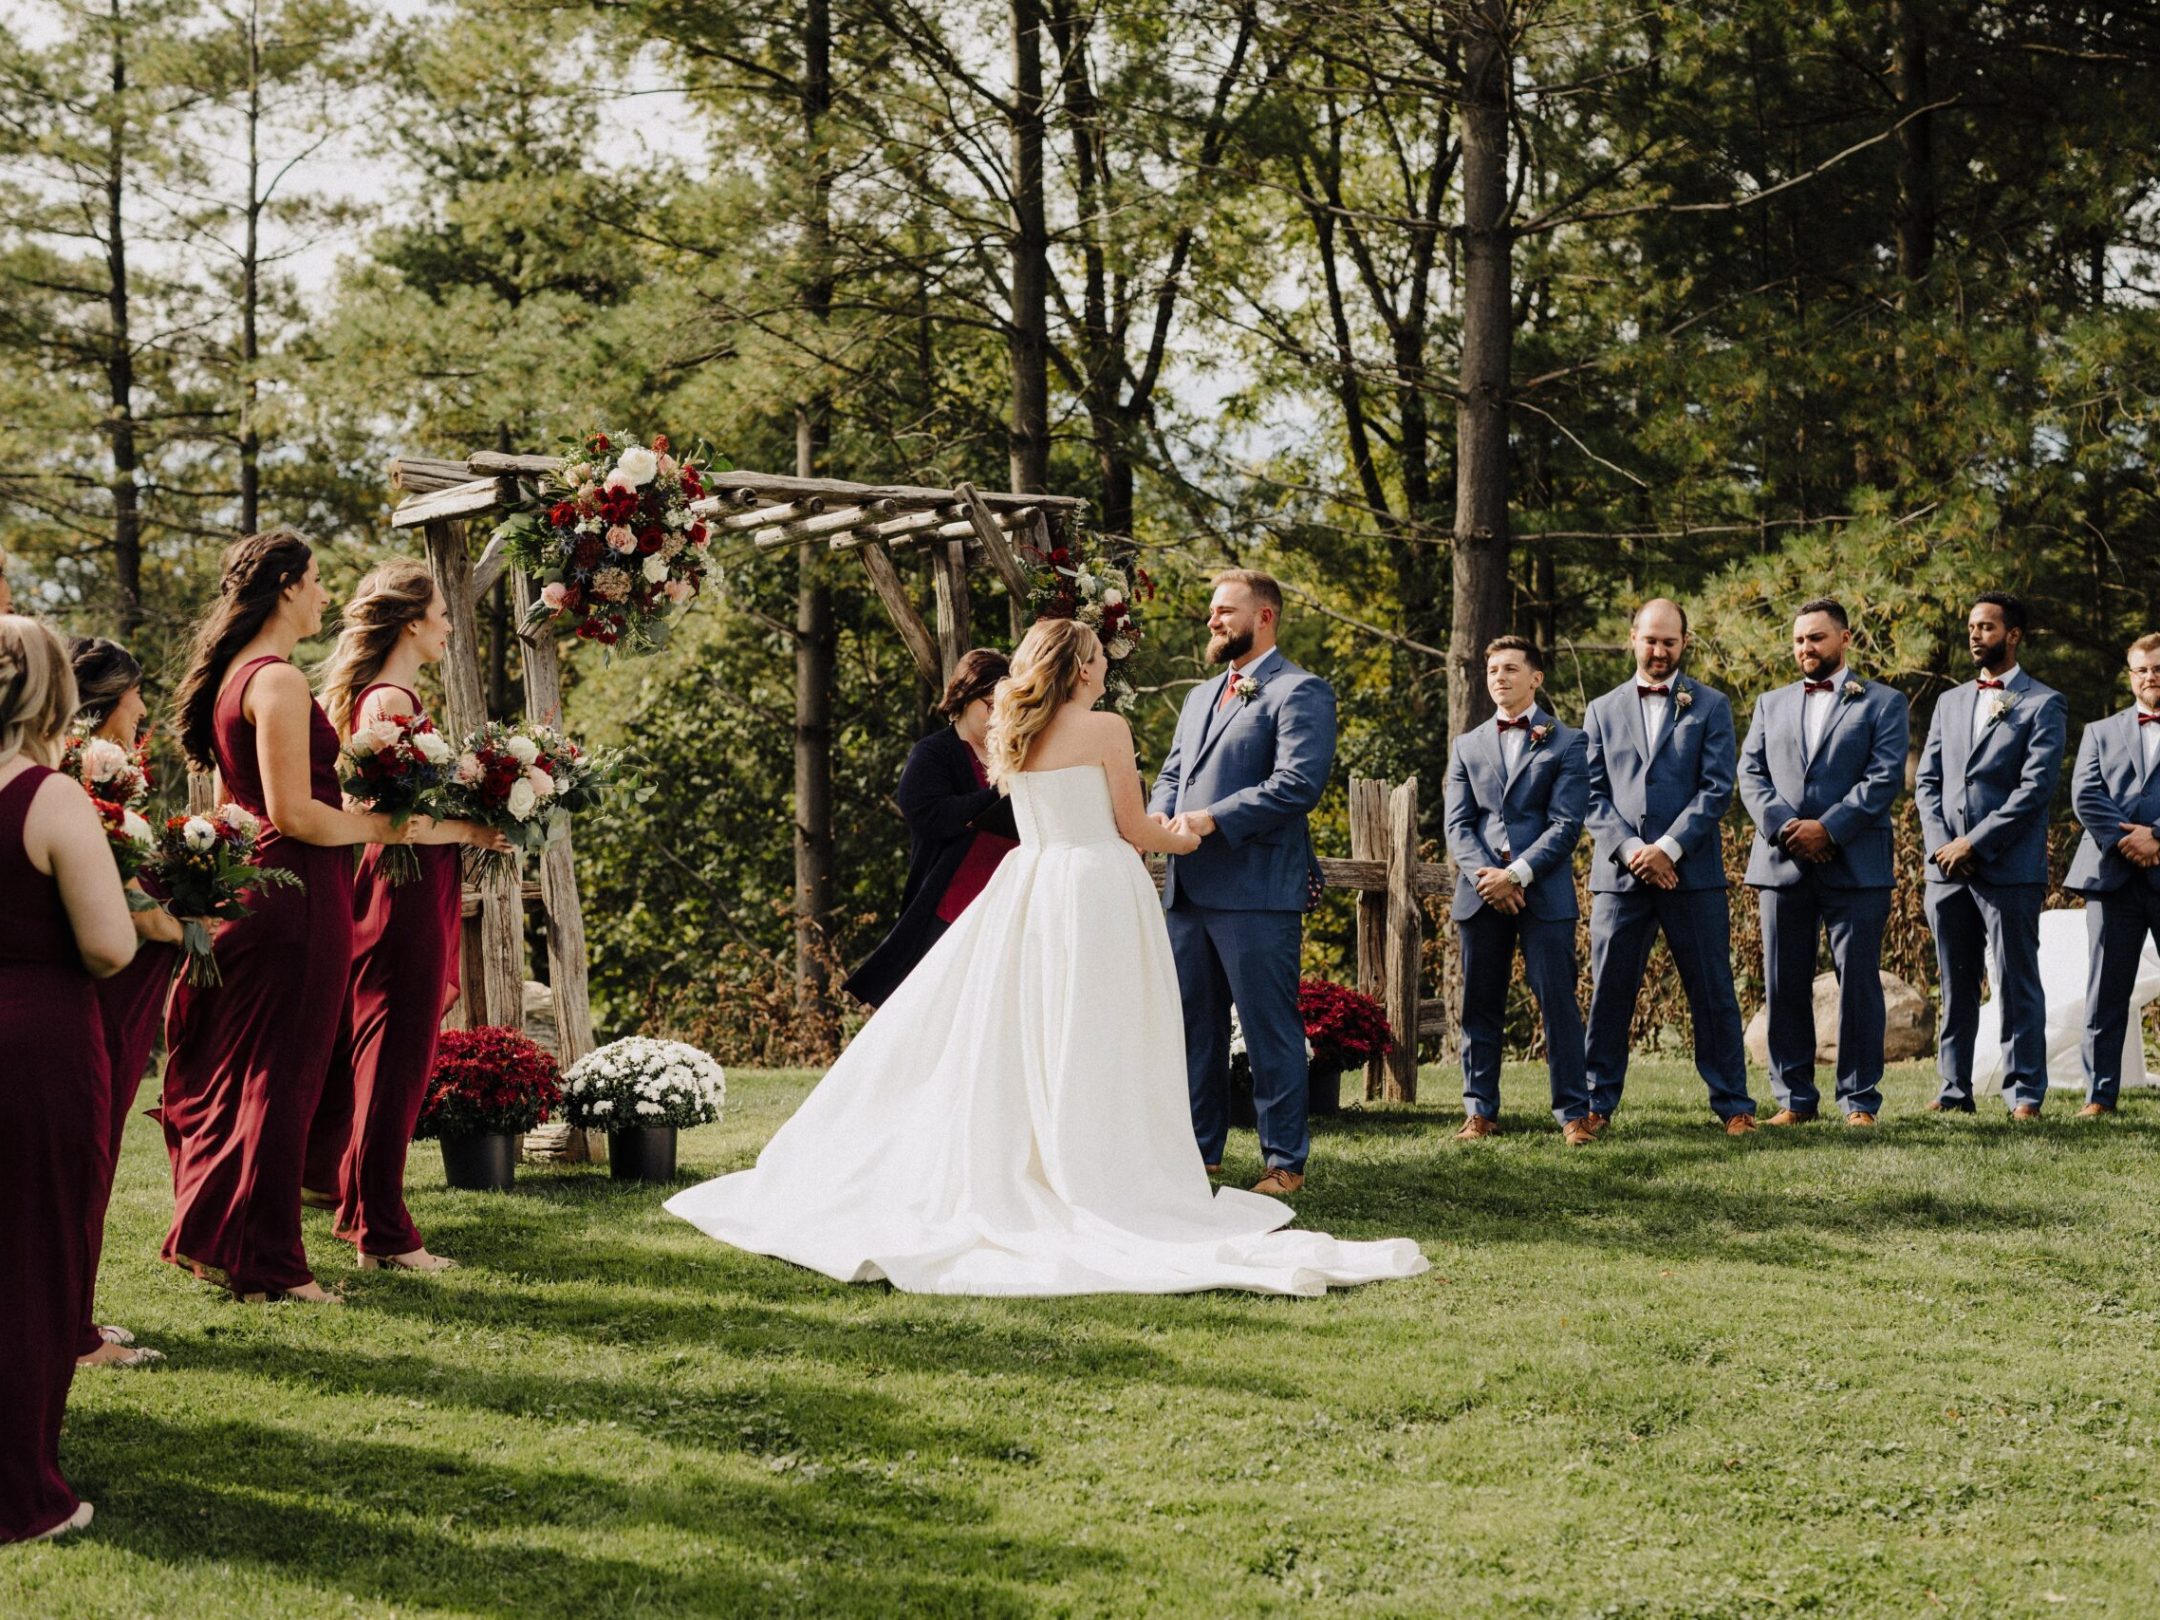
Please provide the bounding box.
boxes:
[7,1062,2160,1618]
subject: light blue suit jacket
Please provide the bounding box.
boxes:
[1443,705,1588,922]
[1914,668,2066,888]
[2065,706,2160,895]
[1582,674,1735,893]
[1739,675,1909,889]
[1149,650,1336,912]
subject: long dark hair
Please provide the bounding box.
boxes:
[67,635,144,729]
[173,531,314,771]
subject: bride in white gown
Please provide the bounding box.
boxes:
[666,619,1428,1297]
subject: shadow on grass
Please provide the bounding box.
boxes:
[70,1407,1107,1618]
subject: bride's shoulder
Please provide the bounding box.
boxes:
[1068,706,1133,743]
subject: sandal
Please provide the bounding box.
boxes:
[299,1187,338,1211]
[78,1340,165,1370]
[236,1281,342,1304]
[96,1324,136,1346]
[357,1249,457,1273]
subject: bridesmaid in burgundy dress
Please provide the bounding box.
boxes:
[67,638,184,1370]
[0,616,136,1542]
[160,533,410,1304]
[304,560,505,1271]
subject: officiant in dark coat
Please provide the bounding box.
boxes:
[843,649,1020,1009]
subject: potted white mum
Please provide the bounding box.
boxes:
[560,1037,726,1182]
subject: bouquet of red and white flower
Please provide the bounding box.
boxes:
[144,804,303,986]
[439,721,627,883]
[338,711,455,885]
[61,731,158,894]
[493,429,718,655]
[1022,538,1153,709]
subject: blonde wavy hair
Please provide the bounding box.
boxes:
[0,615,80,769]
[317,559,439,735]
[985,617,1101,787]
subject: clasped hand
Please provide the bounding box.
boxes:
[1931,835,1977,878]
[1625,845,1680,890]
[1472,866,1525,913]
[1780,819,1835,863]
[2116,823,2160,869]
[1146,810,1207,856]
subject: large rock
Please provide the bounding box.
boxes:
[1743,971,1932,1066]
[519,980,606,1164]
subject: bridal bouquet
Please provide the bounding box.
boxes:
[440,721,627,883]
[338,711,454,885]
[61,732,157,892]
[145,804,303,986]
[493,429,718,656]
[560,1037,726,1133]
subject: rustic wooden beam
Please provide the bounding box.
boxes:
[388,456,475,495]
[930,538,972,677]
[1349,779,1390,1102]
[515,572,598,1077]
[1381,776,1422,1104]
[751,500,894,550]
[828,505,960,550]
[465,450,564,477]
[856,542,942,686]
[702,468,1083,511]
[471,529,512,599]
[715,497,824,532]
[956,482,1036,604]
[391,477,512,529]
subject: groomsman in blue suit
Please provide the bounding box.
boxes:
[1150,570,1336,1195]
[1915,594,2067,1119]
[1581,599,1757,1136]
[1443,636,1593,1143]
[1739,599,1910,1126]
[2063,631,2160,1118]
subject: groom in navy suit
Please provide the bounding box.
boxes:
[1739,598,1910,1126]
[1150,570,1336,1196]
[1443,636,1592,1143]
[1581,599,1757,1135]
[1914,593,2067,1119]
[2064,632,2160,1118]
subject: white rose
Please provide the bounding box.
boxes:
[1109,638,1134,659]
[507,779,538,821]
[506,735,540,767]
[614,446,659,487]
[413,731,453,765]
[218,804,261,841]
[642,554,668,583]
[1101,588,1123,609]
[182,816,218,852]
[365,718,405,752]
[526,765,556,799]
[121,809,153,845]
[1074,571,1097,594]
[84,738,129,781]
[345,727,382,757]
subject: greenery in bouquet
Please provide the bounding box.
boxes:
[144,804,303,986]
[414,1025,563,1140]
[1021,531,1152,709]
[491,428,724,656]
[561,1036,726,1133]
[337,711,454,885]
[439,720,629,883]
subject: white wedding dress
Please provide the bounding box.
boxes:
[666,764,1429,1297]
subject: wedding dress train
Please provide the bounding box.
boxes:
[666,764,1428,1297]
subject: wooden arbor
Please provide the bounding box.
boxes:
[384,450,1090,1062]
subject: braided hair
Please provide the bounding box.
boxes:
[172,531,314,771]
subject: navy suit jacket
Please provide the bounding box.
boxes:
[1149,650,1335,912]
[2064,706,2160,895]
[1443,705,1587,922]
[1739,675,1909,889]
[1914,669,2066,888]
[1582,674,1735,893]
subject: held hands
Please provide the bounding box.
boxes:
[2116,824,2160,869]
[1780,819,1835,863]
[1931,836,1977,879]
[1171,809,1216,841]
[1473,866,1526,913]
[1626,845,1681,890]
[1143,810,1202,856]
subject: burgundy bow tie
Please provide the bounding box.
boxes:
[1802,679,1835,694]
[1975,679,2005,690]
[2140,712,2160,726]
[1496,716,1530,733]
[1637,685,1670,698]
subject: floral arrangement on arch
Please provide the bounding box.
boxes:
[414,1025,563,1140]
[493,429,720,655]
[560,1037,726,1133]
[1021,533,1153,709]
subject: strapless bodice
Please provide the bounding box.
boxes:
[1007,765,1122,850]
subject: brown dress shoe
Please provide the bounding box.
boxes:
[1845,1111,1878,1127]
[2010,1104,2041,1121]
[1583,1111,1611,1136]
[1561,1119,1597,1147]
[1202,1163,1223,1175]
[1764,1108,1819,1126]
[1454,1114,1499,1141]
[2077,1102,2116,1119]
[1251,1168,1305,1195]
[1724,1113,1758,1136]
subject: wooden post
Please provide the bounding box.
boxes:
[930,538,971,679]
[1381,776,1422,1103]
[855,542,943,686]
[420,517,524,1029]
[1349,777,1391,1101]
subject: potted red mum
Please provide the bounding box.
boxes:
[415,1026,563,1191]
[1228,979,1396,1124]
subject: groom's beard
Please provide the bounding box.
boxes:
[1208,628,1254,665]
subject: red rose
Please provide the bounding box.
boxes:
[549,501,577,527]
[636,527,663,554]
[687,522,707,545]
[590,433,611,451]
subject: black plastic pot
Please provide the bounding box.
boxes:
[439,1132,517,1192]
[608,1125,679,1183]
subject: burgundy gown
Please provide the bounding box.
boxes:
[159,656,357,1295]
[318,682,462,1256]
[78,924,177,1356]
[0,765,109,1541]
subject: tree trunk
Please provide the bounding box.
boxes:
[1448,0,1514,739]
[1891,0,1935,289]
[238,0,261,535]
[793,0,838,1016]
[103,1,143,637]
[1007,0,1051,494]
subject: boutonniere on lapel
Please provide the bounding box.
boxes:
[1232,673,1261,705]
[1526,722,1554,749]
[1671,687,1694,711]
[1840,678,1865,704]
[1985,690,2019,726]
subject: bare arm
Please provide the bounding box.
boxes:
[28,775,136,977]
[249,662,401,848]
[1097,717,1200,855]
